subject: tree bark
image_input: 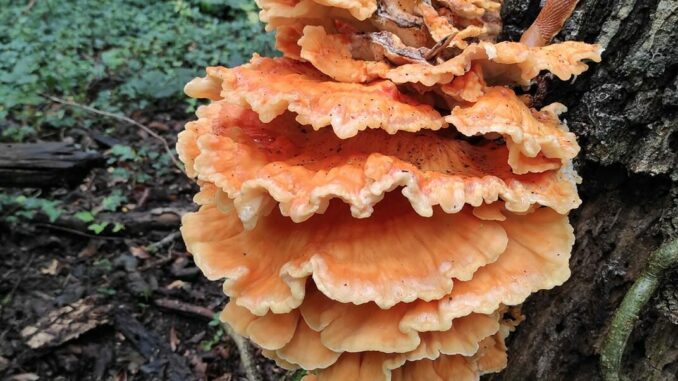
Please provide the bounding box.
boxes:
[490,1,678,380]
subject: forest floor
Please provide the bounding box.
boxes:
[0,178,289,381]
[0,74,296,380]
[0,1,293,380]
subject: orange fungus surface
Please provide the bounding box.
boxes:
[178,0,600,378]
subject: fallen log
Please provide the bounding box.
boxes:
[0,142,103,188]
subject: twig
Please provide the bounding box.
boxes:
[153,298,215,320]
[23,0,36,13]
[35,223,123,240]
[223,322,263,381]
[42,95,183,170]
[139,255,174,271]
[146,231,182,253]
[600,237,678,381]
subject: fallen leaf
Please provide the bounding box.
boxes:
[130,246,150,259]
[40,259,60,275]
[170,326,180,352]
[166,280,187,290]
[20,297,112,349]
[78,240,101,257]
[149,121,170,131]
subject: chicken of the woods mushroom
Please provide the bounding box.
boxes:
[178,0,600,379]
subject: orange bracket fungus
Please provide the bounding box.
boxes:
[178,0,601,379]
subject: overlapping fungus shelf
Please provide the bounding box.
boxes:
[177,0,600,379]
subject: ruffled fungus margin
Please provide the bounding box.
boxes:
[178,0,599,378]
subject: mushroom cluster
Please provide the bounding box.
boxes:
[178,0,601,379]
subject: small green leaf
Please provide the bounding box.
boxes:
[101,191,127,212]
[110,145,136,162]
[75,211,95,222]
[88,222,109,234]
[208,313,221,326]
[94,258,113,271]
[40,201,63,223]
[112,222,125,233]
[110,167,131,180]
[97,287,117,296]
[289,369,308,381]
[16,210,36,219]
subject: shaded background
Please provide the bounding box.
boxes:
[1,0,676,380]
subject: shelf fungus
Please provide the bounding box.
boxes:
[178,0,600,379]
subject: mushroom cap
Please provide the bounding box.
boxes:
[258,0,502,50]
[182,192,509,314]
[296,207,572,337]
[311,0,377,20]
[187,56,447,139]
[417,0,490,43]
[447,86,580,174]
[299,331,510,381]
[257,0,377,22]
[178,101,580,228]
[201,205,571,353]
[297,25,602,86]
[439,63,487,103]
[223,299,504,370]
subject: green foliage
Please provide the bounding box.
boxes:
[88,222,110,234]
[200,326,225,351]
[0,0,273,236]
[0,191,127,235]
[94,258,113,272]
[0,194,65,224]
[108,145,137,163]
[288,369,308,381]
[75,211,96,223]
[97,287,117,296]
[0,0,276,141]
[101,190,127,212]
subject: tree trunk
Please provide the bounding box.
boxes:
[490,0,678,380]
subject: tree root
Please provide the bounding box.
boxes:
[600,237,678,381]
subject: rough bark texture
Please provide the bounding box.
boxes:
[489,0,678,380]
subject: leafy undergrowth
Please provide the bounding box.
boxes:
[0,1,294,380]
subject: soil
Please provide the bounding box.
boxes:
[0,107,287,381]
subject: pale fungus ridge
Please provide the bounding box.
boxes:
[177,101,580,229]
[178,0,600,378]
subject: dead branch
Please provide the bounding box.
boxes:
[153,298,215,320]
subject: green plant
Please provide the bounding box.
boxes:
[0,193,64,224]
[288,369,308,381]
[0,0,276,142]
